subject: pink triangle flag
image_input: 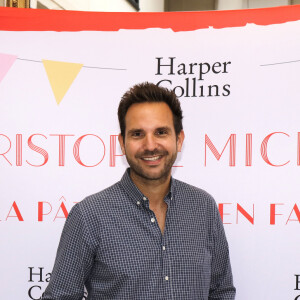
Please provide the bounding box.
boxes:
[0,53,17,83]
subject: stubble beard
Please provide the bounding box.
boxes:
[126,149,178,182]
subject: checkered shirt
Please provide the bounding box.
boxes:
[42,168,236,300]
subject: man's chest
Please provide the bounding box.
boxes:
[91,205,212,284]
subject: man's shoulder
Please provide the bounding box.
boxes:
[77,180,123,212]
[173,178,216,207]
[174,178,213,198]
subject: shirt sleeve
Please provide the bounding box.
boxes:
[42,203,95,300]
[208,201,236,300]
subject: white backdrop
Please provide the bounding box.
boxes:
[0,6,300,300]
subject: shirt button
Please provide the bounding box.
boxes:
[151,217,155,223]
[136,201,140,205]
[143,196,147,201]
[165,276,169,281]
[162,246,166,251]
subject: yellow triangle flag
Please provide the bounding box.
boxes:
[42,60,83,105]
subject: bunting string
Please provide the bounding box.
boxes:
[0,53,127,105]
[16,57,127,70]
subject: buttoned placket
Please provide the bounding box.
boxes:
[139,193,173,299]
[161,195,173,300]
[122,169,176,299]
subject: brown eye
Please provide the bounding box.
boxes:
[156,129,167,136]
[132,131,143,138]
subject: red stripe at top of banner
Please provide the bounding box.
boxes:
[0,5,300,32]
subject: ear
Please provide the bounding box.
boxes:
[176,130,185,152]
[118,133,125,155]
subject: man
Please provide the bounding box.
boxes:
[42,82,236,299]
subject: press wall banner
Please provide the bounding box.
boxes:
[1,6,300,299]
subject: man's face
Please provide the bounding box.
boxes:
[118,102,184,182]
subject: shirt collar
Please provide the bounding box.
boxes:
[119,168,176,205]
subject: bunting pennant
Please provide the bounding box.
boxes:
[0,53,17,83]
[42,60,83,105]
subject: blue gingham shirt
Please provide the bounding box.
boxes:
[42,169,236,300]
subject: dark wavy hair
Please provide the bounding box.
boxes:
[118,82,183,138]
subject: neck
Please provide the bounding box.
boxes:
[130,170,171,207]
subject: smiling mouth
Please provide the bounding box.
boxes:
[141,156,162,161]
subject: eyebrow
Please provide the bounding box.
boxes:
[155,126,172,132]
[127,126,172,135]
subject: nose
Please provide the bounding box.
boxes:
[144,134,157,151]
